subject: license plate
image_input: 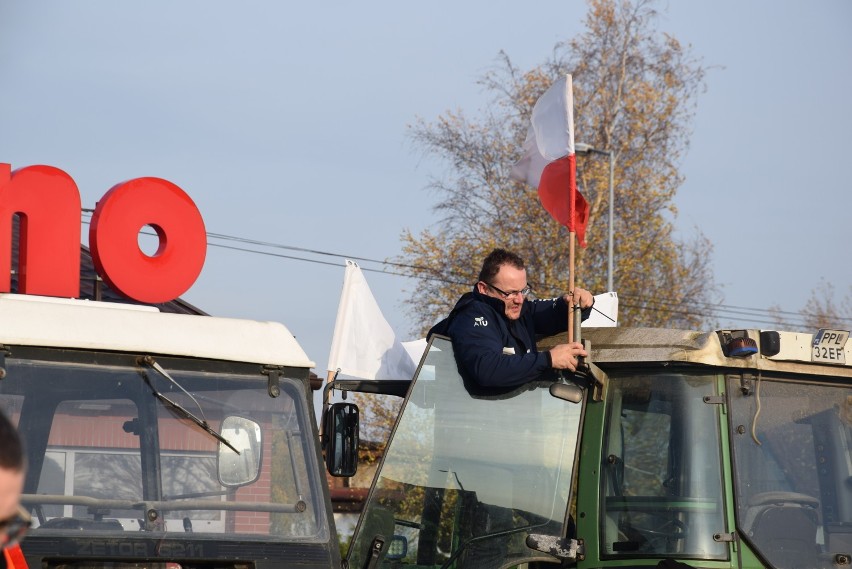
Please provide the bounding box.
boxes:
[812,329,849,364]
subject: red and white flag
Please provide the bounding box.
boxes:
[510,75,589,246]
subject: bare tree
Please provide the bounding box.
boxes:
[769,280,852,332]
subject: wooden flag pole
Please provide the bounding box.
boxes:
[568,230,576,343]
[567,123,578,344]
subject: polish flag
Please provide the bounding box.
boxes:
[510,75,589,246]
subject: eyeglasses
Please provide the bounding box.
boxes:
[485,282,532,299]
[0,506,31,549]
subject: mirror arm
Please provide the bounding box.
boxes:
[574,340,608,402]
[326,379,411,398]
[262,366,282,398]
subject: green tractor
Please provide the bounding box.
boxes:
[329,327,852,569]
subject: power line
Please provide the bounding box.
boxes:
[204,236,852,327]
[81,210,426,273]
[198,233,852,325]
[206,242,397,275]
[79,213,850,327]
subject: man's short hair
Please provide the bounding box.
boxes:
[0,409,23,471]
[477,248,525,284]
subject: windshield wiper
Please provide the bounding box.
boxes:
[438,521,541,569]
[137,355,239,454]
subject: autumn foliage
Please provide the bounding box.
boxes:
[395,0,720,334]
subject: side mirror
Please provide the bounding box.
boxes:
[218,416,262,487]
[550,382,584,403]
[323,402,359,477]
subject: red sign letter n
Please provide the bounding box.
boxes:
[0,164,81,297]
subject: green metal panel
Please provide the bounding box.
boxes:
[574,378,606,568]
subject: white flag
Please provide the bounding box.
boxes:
[326,260,417,380]
[510,74,575,188]
[582,292,619,327]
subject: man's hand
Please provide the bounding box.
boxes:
[565,287,593,309]
[548,342,588,372]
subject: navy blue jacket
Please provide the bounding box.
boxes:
[429,287,591,388]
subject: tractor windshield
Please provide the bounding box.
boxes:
[347,336,583,569]
[0,347,332,569]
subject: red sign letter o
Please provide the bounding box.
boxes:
[90,177,206,303]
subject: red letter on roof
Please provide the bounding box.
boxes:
[89,177,206,304]
[0,164,81,297]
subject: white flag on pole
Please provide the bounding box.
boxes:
[327,260,418,380]
[510,74,575,188]
[582,292,619,327]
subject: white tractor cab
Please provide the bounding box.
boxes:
[326,326,852,569]
[0,293,343,568]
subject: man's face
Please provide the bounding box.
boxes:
[478,264,528,321]
[0,465,23,528]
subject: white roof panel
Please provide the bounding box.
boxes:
[0,294,315,368]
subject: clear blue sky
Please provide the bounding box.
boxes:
[1,1,850,375]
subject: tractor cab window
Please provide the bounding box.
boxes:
[728,375,852,569]
[602,371,727,561]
